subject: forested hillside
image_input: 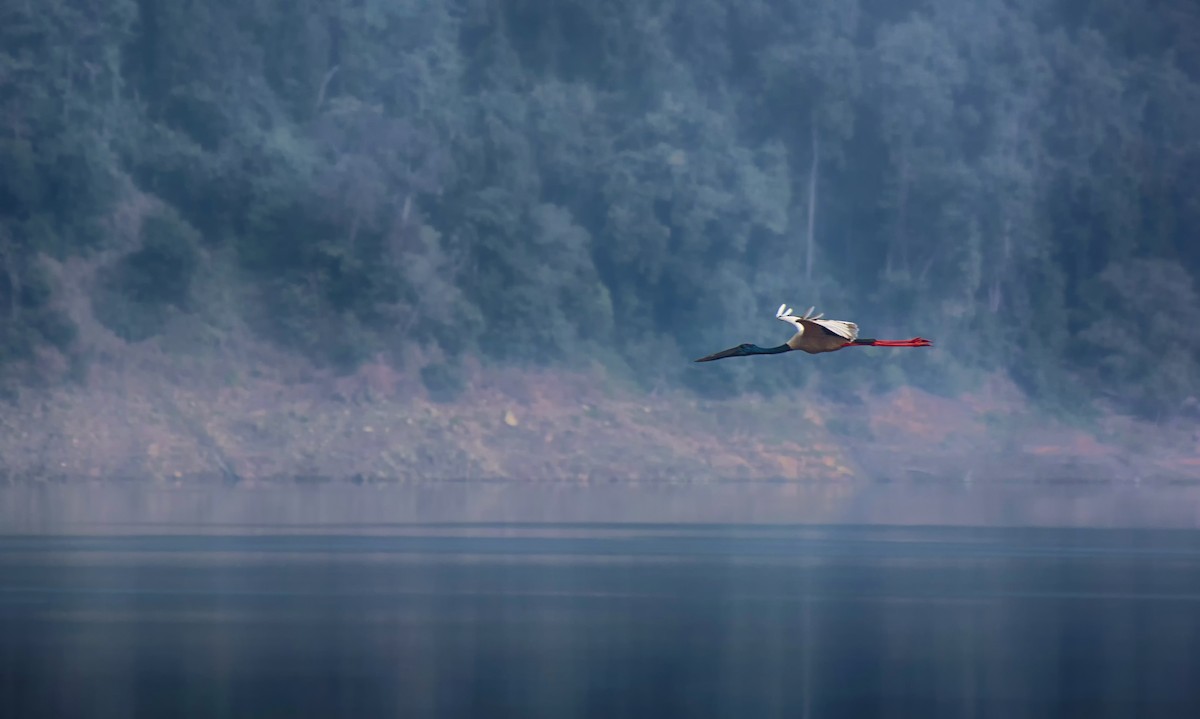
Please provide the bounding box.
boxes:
[2,0,1199,416]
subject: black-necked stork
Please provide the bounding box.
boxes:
[694,304,932,362]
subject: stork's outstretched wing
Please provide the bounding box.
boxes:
[775,304,859,342]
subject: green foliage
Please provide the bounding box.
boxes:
[124,211,202,304]
[462,199,611,361]
[94,208,201,341]
[2,0,1200,419]
[0,249,76,363]
[1077,260,1200,415]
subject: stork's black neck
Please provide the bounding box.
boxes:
[694,342,794,362]
[748,343,792,355]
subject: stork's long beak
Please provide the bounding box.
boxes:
[694,345,744,362]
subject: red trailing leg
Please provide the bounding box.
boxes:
[850,337,933,348]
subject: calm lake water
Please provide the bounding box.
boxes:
[3,493,1200,718]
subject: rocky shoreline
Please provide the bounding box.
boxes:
[4,350,1197,486]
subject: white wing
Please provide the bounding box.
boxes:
[775,304,859,341]
[775,303,811,336]
[810,318,858,341]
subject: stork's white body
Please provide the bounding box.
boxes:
[775,304,860,354]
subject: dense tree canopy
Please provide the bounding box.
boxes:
[1,0,1198,415]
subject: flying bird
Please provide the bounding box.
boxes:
[694,304,932,362]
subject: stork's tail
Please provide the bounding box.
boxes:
[851,337,932,348]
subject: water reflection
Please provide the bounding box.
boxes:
[1,479,1198,533]
[3,524,1200,718]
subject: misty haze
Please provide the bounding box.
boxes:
[2,0,1199,717]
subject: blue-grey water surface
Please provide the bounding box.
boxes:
[3,515,1200,718]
